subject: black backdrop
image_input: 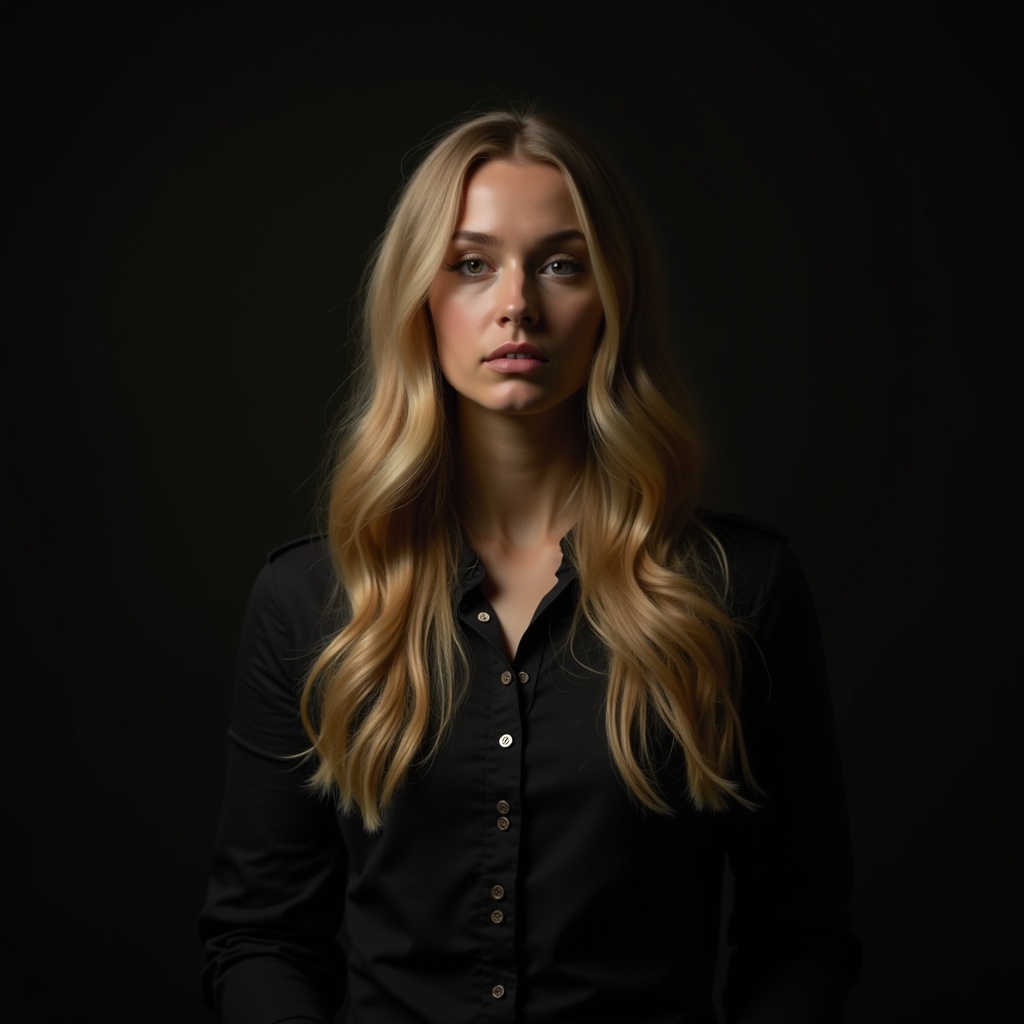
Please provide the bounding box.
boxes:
[1,2,1020,1022]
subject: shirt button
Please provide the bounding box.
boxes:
[498,733,513,748]
[500,670,513,685]
[492,984,505,999]
[518,671,530,684]
[477,611,490,622]
[491,884,505,900]
[497,816,510,831]
[496,800,510,814]
[490,909,505,924]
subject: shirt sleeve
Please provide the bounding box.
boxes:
[722,538,862,1024]
[199,551,347,1024]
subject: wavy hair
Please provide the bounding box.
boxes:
[301,107,755,830]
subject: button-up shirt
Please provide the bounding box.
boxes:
[200,513,860,1023]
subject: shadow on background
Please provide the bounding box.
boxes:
[1,2,1020,1021]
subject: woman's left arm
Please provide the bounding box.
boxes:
[722,536,862,1024]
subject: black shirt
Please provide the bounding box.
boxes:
[199,513,860,1023]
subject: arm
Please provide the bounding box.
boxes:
[722,539,861,1024]
[200,548,346,1024]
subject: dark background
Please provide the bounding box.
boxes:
[1,2,1020,1021]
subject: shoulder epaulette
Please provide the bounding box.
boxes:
[695,508,790,544]
[267,533,328,563]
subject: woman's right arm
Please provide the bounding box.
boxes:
[200,544,347,1024]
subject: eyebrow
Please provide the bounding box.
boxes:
[451,229,587,247]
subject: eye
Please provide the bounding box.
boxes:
[542,256,586,277]
[444,255,492,276]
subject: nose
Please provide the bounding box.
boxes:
[497,267,536,329]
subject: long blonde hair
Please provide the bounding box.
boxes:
[301,107,755,830]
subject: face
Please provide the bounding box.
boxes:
[427,159,604,419]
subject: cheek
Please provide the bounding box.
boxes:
[431,289,488,346]
[431,298,481,383]
[560,294,604,352]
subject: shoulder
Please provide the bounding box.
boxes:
[696,507,789,576]
[694,509,805,623]
[266,533,333,584]
[696,508,788,551]
[248,534,338,647]
[697,512,829,716]
[229,535,336,756]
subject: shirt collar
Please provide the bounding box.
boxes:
[456,533,578,602]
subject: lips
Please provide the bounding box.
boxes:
[482,341,548,375]
[484,343,547,362]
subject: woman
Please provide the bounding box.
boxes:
[200,107,860,1023]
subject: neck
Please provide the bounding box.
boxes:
[455,397,585,550]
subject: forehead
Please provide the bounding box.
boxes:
[457,159,581,230]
